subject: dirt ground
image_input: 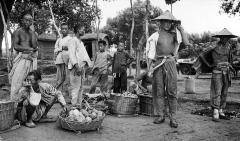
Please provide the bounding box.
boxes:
[1,74,240,141]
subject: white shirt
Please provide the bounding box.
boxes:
[146,30,182,60]
[68,37,92,70]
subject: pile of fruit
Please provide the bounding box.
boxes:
[112,91,138,98]
[66,107,104,123]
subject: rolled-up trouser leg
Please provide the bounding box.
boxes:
[210,73,223,109]
[220,73,229,109]
[164,60,178,120]
[69,70,82,105]
[100,73,109,92]
[55,64,66,91]
[152,67,165,117]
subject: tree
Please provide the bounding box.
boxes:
[220,0,240,15]
[10,0,100,34]
[102,0,162,49]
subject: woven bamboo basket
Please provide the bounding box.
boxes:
[0,101,15,131]
[58,111,105,132]
[138,94,154,116]
[110,94,138,115]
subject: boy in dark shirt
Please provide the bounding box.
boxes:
[112,42,134,93]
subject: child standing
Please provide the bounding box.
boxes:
[89,40,112,93]
[112,42,134,93]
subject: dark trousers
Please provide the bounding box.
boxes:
[113,71,127,93]
[16,100,36,122]
[152,59,177,120]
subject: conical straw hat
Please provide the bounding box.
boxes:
[212,28,238,38]
[151,10,180,23]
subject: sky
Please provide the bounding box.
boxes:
[98,0,240,36]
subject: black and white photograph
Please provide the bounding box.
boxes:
[0,0,240,140]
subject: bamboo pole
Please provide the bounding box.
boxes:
[0,2,10,74]
[129,0,134,77]
[48,0,61,38]
[145,0,149,70]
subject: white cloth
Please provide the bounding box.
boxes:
[146,30,182,60]
[9,52,38,101]
[54,36,72,65]
[69,69,82,105]
[68,37,92,70]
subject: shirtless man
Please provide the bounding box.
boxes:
[147,10,189,128]
[9,13,38,102]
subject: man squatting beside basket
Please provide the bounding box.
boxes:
[146,10,189,128]
[16,70,67,128]
[199,28,237,122]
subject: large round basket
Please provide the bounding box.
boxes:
[0,101,15,131]
[110,94,138,115]
[57,111,105,132]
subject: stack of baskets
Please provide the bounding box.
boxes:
[110,93,138,115]
[0,101,15,131]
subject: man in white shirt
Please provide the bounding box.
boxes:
[146,10,189,128]
[68,26,91,105]
[54,23,72,92]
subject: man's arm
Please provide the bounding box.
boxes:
[13,30,34,52]
[31,31,38,50]
[54,39,61,55]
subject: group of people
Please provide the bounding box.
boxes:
[7,9,238,129]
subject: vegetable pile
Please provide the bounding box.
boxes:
[66,107,104,123]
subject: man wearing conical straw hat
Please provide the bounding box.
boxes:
[146,10,189,128]
[207,28,237,122]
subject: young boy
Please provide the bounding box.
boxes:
[89,40,112,93]
[112,42,134,93]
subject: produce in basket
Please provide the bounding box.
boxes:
[65,107,104,123]
[112,91,138,98]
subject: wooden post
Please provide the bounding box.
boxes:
[145,0,150,69]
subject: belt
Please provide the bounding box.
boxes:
[149,55,174,74]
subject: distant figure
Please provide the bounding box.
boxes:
[112,41,134,93]
[135,68,153,94]
[54,23,72,93]
[9,13,38,102]
[68,25,91,105]
[16,70,67,128]
[89,40,112,93]
[202,28,237,122]
[147,10,189,128]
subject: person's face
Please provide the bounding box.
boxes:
[220,37,230,45]
[61,25,69,36]
[99,43,105,51]
[26,75,37,86]
[160,20,172,31]
[22,14,33,28]
[118,43,125,51]
[78,27,85,36]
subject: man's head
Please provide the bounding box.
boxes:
[26,70,42,86]
[74,25,85,37]
[158,20,176,31]
[61,23,69,37]
[219,37,231,45]
[98,40,106,52]
[118,42,125,52]
[21,13,33,29]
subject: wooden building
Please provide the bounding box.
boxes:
[38,33,57,60]
[81,33,109,59]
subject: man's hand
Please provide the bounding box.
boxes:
[74,64,83,76]
[62,46,68,51]
[62,105,67,112]
[176,24,184,32]
[23,99,29,106]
